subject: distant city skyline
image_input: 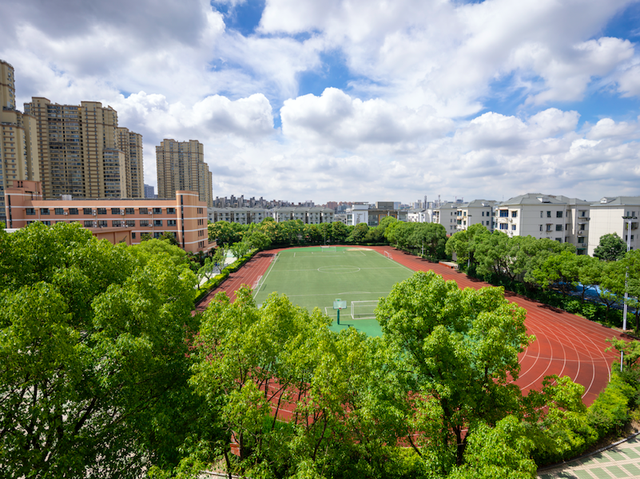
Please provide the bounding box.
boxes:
[2,0,639,203]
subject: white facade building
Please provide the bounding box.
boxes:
[346,203,369,226]
[208,207,267,224]
[268,206,335,224]
[587,197,640,256]
[495,194,567,241]
[455,199,496,232]
[433,202,460,235]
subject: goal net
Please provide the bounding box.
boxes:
[321,246,337,253]
[384,251,393,260]
[351,300,379,320]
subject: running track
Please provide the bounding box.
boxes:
[195,245,625,406]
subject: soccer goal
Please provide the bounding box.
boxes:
[351,300,379,320]
[321,246,337,253]
[384,251,393,260]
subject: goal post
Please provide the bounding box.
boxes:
[351,300,379,320]
[321,246,337,253]
[384,251,392,260]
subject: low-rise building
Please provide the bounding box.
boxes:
[494,193,567,241]
[433,202,459,235]
[268,206,334,224]
[455,199,496,232]
[587,196,640,256]
[4,180,211,253]
[207,207,267,224]
[346,203,369,226]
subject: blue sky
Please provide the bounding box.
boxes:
[1,0,639,203]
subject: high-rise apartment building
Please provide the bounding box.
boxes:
[156,139,213,206]
[23,98,143,200]
[116,127,144,198]
[0,60,39,223]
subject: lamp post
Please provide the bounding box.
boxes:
[467,214,472,270]
[621,214,636,371]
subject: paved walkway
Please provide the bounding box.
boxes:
[539,434,640,478]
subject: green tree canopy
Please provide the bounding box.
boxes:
[0,223,204,478]
[376,271,532,471]
[594,232,627,261]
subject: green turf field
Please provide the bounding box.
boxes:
[253,247,413,336]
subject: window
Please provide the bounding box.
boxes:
[83,208,93,215]
[139,220,149,227]
[482,211,485,216]
[154,220,163,227]
[539,225,543,231]
[132,232,136,239]
[500,224,508,230]
[98,220,107,227]
[540,211,543,218]
[580,210,587,217]
[499,210,508,217]
[54,208,64,215]
[511,225,516,230]
[555,224,562,231]
[153,232,161,238]
[111,208,121,215]
[565,224,568,231]
[84,220,93,227]
[125,208,135,215]
[152,208,162,214]
[40,208,50,215]
[197,208,203,214]
[69,208,78,215]
[546,225,552,232]
[167,220,176,226]
[578,237,585,244]
[547,211,551,218]
[26,208,35,215]
[556,211,563,218]
[555,238,562,242]
[511,211,517,218]
[97,208,107,215]
[112,220,122,227]
[139,207,148,214]
[41,221,51,226]
[579,224,585,231]
[125,220,135,227]
[167,208,175,214]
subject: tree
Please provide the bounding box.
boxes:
[208,221,244,246]
[446,224,488,268]
[331,221,349,244]
[376,271,531,472]
[593,232,626,261]
[245,231,271,251]
[348,222,369,243]
[0,222,204,478]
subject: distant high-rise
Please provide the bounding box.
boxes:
[0,60,39,223]
[116,127,144,199]
[144,184,156,199]
[156,139,213,206]
[24,98,144,199]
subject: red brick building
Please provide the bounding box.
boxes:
[4,181,212,253]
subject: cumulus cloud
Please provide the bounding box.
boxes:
[1,0,639,202]
[281,88,453,148]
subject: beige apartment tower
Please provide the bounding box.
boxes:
[156,139,213,207]
[0,60,40,224]
[23,98,143,200]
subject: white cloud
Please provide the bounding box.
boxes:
[281,88,453,148]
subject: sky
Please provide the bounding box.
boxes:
[1,0,640,205]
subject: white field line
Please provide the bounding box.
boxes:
[253,253,279,298]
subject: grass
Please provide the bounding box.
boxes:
[253,246,414,336]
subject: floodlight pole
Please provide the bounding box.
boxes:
[621,215,636,371]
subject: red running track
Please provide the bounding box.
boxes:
[195,245,624,406]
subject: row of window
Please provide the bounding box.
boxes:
[26,207,178,216]
[82,219,178,227]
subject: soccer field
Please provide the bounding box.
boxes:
[253,247,413,335]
